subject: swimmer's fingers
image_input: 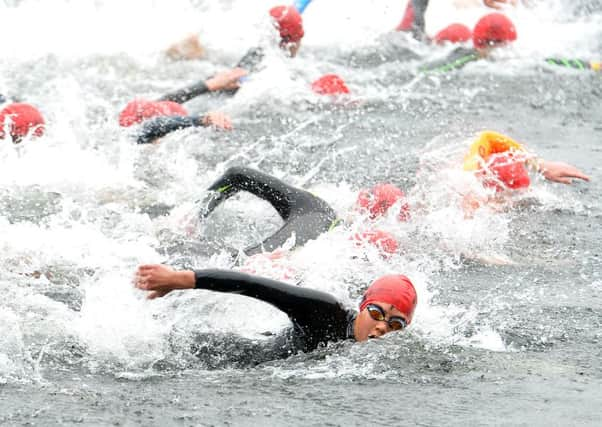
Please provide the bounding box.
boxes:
[206,68,248,92]
[540,161,591,184]
[135,264,176,290]
[148,290,172,300]
[202,112,233,131]
[483,0,515,9]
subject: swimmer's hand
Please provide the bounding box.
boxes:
[135,264,195,299]
[205,68,248,92]
[166,34,205,61]
[483,0,517,9]
[201,111,233,130]
[538,160,590,185]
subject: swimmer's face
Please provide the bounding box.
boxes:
[279,39,301,57]
[353,302,407,342]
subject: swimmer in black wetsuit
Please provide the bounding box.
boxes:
[162,5,304,98]
[119,68,242,142]
[192,166,408,258]
[135,264,417,353]
[420,12,516,73]
[199,166,338,256]
[135,111,232,144]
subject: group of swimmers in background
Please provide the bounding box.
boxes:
[2,1,595,355]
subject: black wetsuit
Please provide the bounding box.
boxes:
[200,166,339,256]
[420,52,601,74]
[157,46,266,105]
[420,47,480,73]
[545,58,600,71]
[136,47,268,143]
[410,0,430,40]
[136,115,210,144]
[194,269,356,353]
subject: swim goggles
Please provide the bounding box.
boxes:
[366,304,407,331]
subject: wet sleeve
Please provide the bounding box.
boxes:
[411,0,429,39]
[194,269,347,329]
[545,58,599,71]
[157,80,210,104]
[420,47,480,73]
[235,47,265,73]
[201,166,299,220]
[136,116,203,144]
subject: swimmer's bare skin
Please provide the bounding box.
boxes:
[483,0,517,9]
[201,111,233,130]
[166,34,205,61]
[135,264,194,300]
[537,160,590,184]
[205,68,247,92]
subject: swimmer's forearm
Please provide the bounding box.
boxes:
[158,80,210,104]
[136,116,203,144]
[174,270,196,289]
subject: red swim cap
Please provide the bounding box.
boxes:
[395,1,415,32]
[311,74,350,95]
[473,13,517,49]
[360,275,417,324]
[270,5,304,43]
[353,229,399,255]
[356,183,410,221]
[434,23,472,44]
[118,99,188,127]
[479,152,530,192]
[0,103,45,141]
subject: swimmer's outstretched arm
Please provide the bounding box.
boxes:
[136,112,232,144]
[420,47,482,73]
[235,47,265,72]
[157,68,247,104]
[135,264,349,332]
[535,160,591,184]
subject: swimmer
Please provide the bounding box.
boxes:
[0,102,45,143]
[421,12,517,73]
[167,5,304,64]
[135,111,232,144]
[196,167,408,257]
[396,0,513,40]
[119,68,241,140]
[135,265,417,353]
[461,131,590,212]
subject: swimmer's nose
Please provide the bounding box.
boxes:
[371,323,387,338]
